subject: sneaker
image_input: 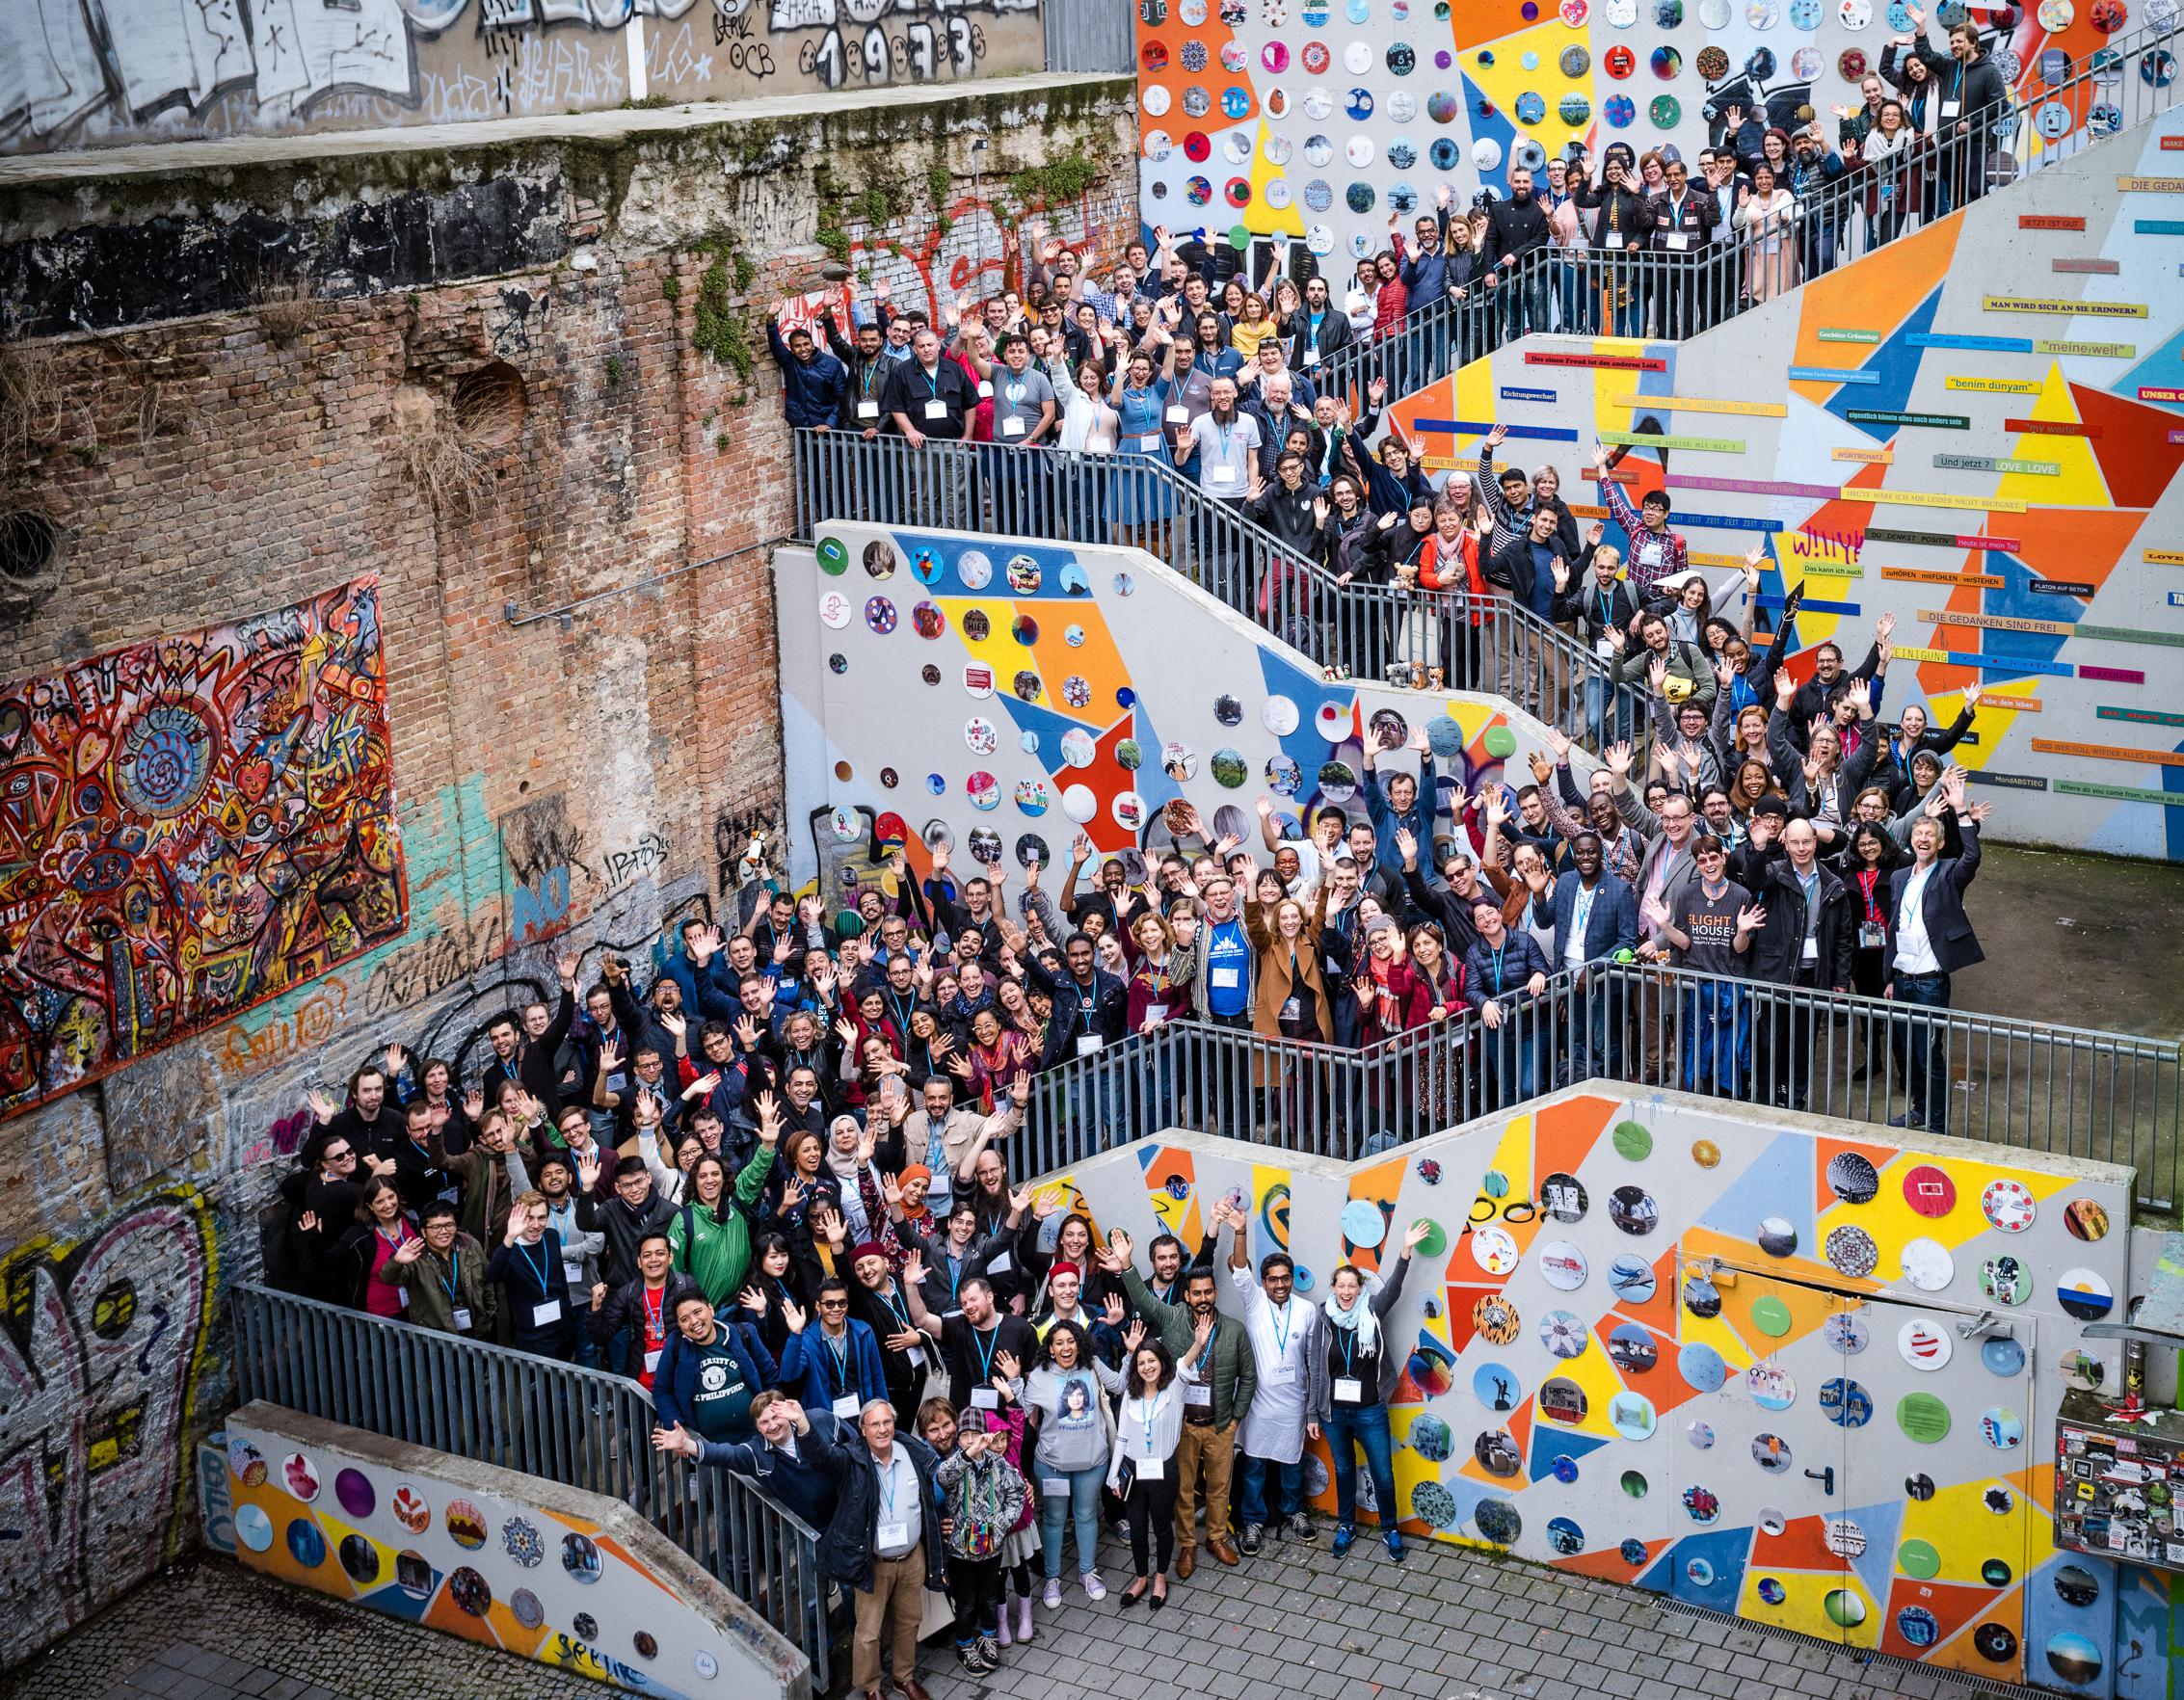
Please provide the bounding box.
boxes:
[1081,1571,1107,1602]
[1331,1524,1355,1557]
[957,1644,989,1676]
[1290,1513,1318,1543]
[1043,1578,1063,1609]
[1387,1531,1407,1563]
[1239,1523,1264,1556]
[976,1634,1002,1670]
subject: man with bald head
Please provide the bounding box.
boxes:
[1741,814,1855,1111]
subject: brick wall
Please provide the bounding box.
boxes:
[0,78,1137,1662]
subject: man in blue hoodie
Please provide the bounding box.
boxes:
[766,314,848,430]
[1363,724,1438,888]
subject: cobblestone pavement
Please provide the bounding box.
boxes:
[911,1523,2042,1700]
[4,1558,606,1700]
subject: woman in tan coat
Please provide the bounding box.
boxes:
[1243,895,1335,1135]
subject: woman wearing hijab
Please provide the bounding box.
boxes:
[1317,1220,1429,1559]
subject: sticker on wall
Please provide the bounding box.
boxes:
[1682,1274,1721,1319]
[1899,1317,1952,1370]
[1540,1310,1591,1359]
[1059,728,1096,768]
[1540,1172,1588,1222]
[1539,1242,1589,1289]
[1679,1342,1728,1392]
[1746,1363,1796,1411]
[1688,1420,1715,1448]
[2063,1199,2110,1241]
[562,1530,603,1583]
[1824,1152,1878,1204]
[1898,1237,1953,1291]
[392,1486,430,1533]
[1604,43,1636,76]
[1979,1255,2029,1305]
[1897,1390,1952,1442]
[1059,784,1097,825]
[1476,1429,1524,1476]
[1756,1577,1787,1605]
[966,774,999,812]
[280,1453,321,1501]
[1756,1216,1798,1259]
[1611,1394,1657,1439]
[1539,1376,1589,1425]
[1015,778,1051,816]
[1682,1484,1721,1524]
[818,590,854,629]
[1473,1500,1522,1545]
[1980,1407,2024,1448]
[1691,1139,1720,1169]
[1902,1164,1956,1217]
[827,653,847,676]
[1609,1186,1658,1235]
[1822,1310,1870,1354]
[1607,1255,1657,1305]
[1904,1472,1935,1501]
[285,1518,326,1569]
[1609,1322,1660,1373]
[338,1533,381,1587]
[1750,1295,1793,1337]
[1474,1293,1522,1345]
[2056,1269,2115,1320]
[1821,1376,1873,1427]
[234,1503,273,1552]
[1752,1433,1792,1473]
[965,716,999,756]
[1546,1515,1586,1555]
[1474,1361,1523,1412]
[1824,1225,1878,1279]
[1979,1179,2036,1233]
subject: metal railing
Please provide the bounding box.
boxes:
[1012,960,2181,1210]
[230,1284,831,1689]
[1310,13,2184,408]
[792,428,1653,759]
[1043,0,1132,74]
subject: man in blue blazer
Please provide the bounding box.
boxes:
[779,1279,892,1430]
[1882,774,1987,1134]
[1520,832,1639,1081]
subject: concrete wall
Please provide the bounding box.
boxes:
[0,83,1137,1665]
[216,1402,808,1700]
[1382,109,2184,862]
[775,519,1597,897]
[1042,1085,2139,1696]
[6,0,1047,153]
[1132,0,2152,266]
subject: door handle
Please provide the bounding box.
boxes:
[1804,1467,1836,1497]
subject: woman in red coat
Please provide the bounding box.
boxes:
[1416,500,1494,691]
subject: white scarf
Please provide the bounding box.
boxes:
[1323,1270,1385,1357]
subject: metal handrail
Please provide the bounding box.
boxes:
[1307,14,2183,407]
[228,1283,832,1689]
[1012,959,2179,1210]
[791,428,1656,758]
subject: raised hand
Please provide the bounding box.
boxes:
[298,1209,322,1235]
[1775,670,1797,707]
[1737,904,1769,934]
[307,1088,338,1125]
[653,1422,699,1458]
[1528,749,1554,785]
[392,1235,425,1264]
[1546,727,1572,763]
[1483,422,1508,450]
[739,1285,768,1315]
[1606,740,1635,779]
[598,1042,623,1077]
[1403,1219,1433,1252]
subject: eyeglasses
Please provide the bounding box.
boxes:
[325,1148,355,1162]
[817,1297,850,1309]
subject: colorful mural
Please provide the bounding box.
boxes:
[779,522,1591,898]
[1133,0,2150,266]
[223,1409,786,1698]
[1382,110,2184,860]
[0,576,407,1118]
[1049,1088,2142,1694]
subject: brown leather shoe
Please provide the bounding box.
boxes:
[889,1681,933,1700]
[1207,1535,1240,1566]
[1175,1546,1196,1580]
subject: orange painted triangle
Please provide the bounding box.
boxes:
[2072,382,2184,508]
[1879,1578,2003,1660]
[1555,1538,1669,1580]
[1753,1511,1844,1574]
[1505,1396,1534,1458]
[1532,1093,1618,1182]
[1814,1136,1901,1216]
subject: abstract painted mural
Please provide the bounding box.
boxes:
[0,575,406,1119]
[1133,0,2163,267]
[1050,1087,2142,1695]
[777,520,1587,901]
[1380,110,2184,859]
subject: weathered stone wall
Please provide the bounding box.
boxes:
[0,74,1136,1665]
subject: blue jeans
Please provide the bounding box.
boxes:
[1036,1461,1105,1579]
[1682,983,1750,1095]
[1324,1402,1396,1532]
[1236,1452,1304,1527]
[1892,970,1953,1132]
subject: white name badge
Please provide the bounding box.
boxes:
[1802,937,1820,961]
[1076,1033,1104,1056]
[977,380,994,398]
[452,1306,473,1332]
[988,1252,1013,1275]
[1665,233,1691,251]
[531,1299,563,1327]
[971,1387,1001,1410]
[1137,434,1163,452]
[1165,406,1189,424]
[923,398,948,421]
[1145,1003,1168,1023]
[1264,1363,1297,1386]
[644,1348,663,1373]
[1041,1477,1070,1496]
[1302,348,1321,366]
[905,1344,926,1368]
[1002,416,1026,437]
[1185,1381,1212,1406]
[1596,637,1617,659]
[833,1394,862,1419]
[1604,231,1627,250]
[1211,967,1241,989]
[857,400,880,419]
[1210,465,1238,489]
[1334,1376,1365,1404]
[1279,996,1301,1023]
[1941,99,1961,118]
[877,1520,911,1549]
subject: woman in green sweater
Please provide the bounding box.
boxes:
[669,1138,777,1305]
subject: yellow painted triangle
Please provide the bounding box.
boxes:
[1462,18,1593,167]
[1248,122,1306,238]
[1997,361,2107,509]
[1929,677,2040,772]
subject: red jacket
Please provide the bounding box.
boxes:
[1418,531,1494,624]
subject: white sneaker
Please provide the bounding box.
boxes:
[1043,1578,1063,1608]
[1081,1571,1107,1602]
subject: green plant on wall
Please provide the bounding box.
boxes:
[689,235,757,385]
[1006,146,1100,211]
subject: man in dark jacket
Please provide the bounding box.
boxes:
[1652,154,1721,336]
[654,1390,840,1530]
[1481,165,1553,341]
[577,1154,679,1289]
[1491,506,1574,719]
[1884,775,1986,1133]
[1520,835,1639,1080]
[1787,124,1851,277]
[1742,817,1857,1111]
[809,1402,946,1700]
[1932,20,2009,206]
[766,316,848,429]
[481,950,581,1116]
[586,1231,703,1385]
[822,306,893,435]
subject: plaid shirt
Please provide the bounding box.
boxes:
[1598,474,1688,598]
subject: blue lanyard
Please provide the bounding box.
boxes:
[517,1239,550,1295]
[1490,943,1509,994]
[441,1249,462,1302]
[973,1323,1002,1381]
[1271,1300,1294,1357]
[826,1329,852,1390]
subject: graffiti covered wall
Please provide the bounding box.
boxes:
[0,577,406,1122]
[1051,1087,2141,1696]
[775,520,1595,897]
[221,1403,807,1699]
[1132,0,2146,268]
[6,0,1046,153]
[1377,111,2184,861]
